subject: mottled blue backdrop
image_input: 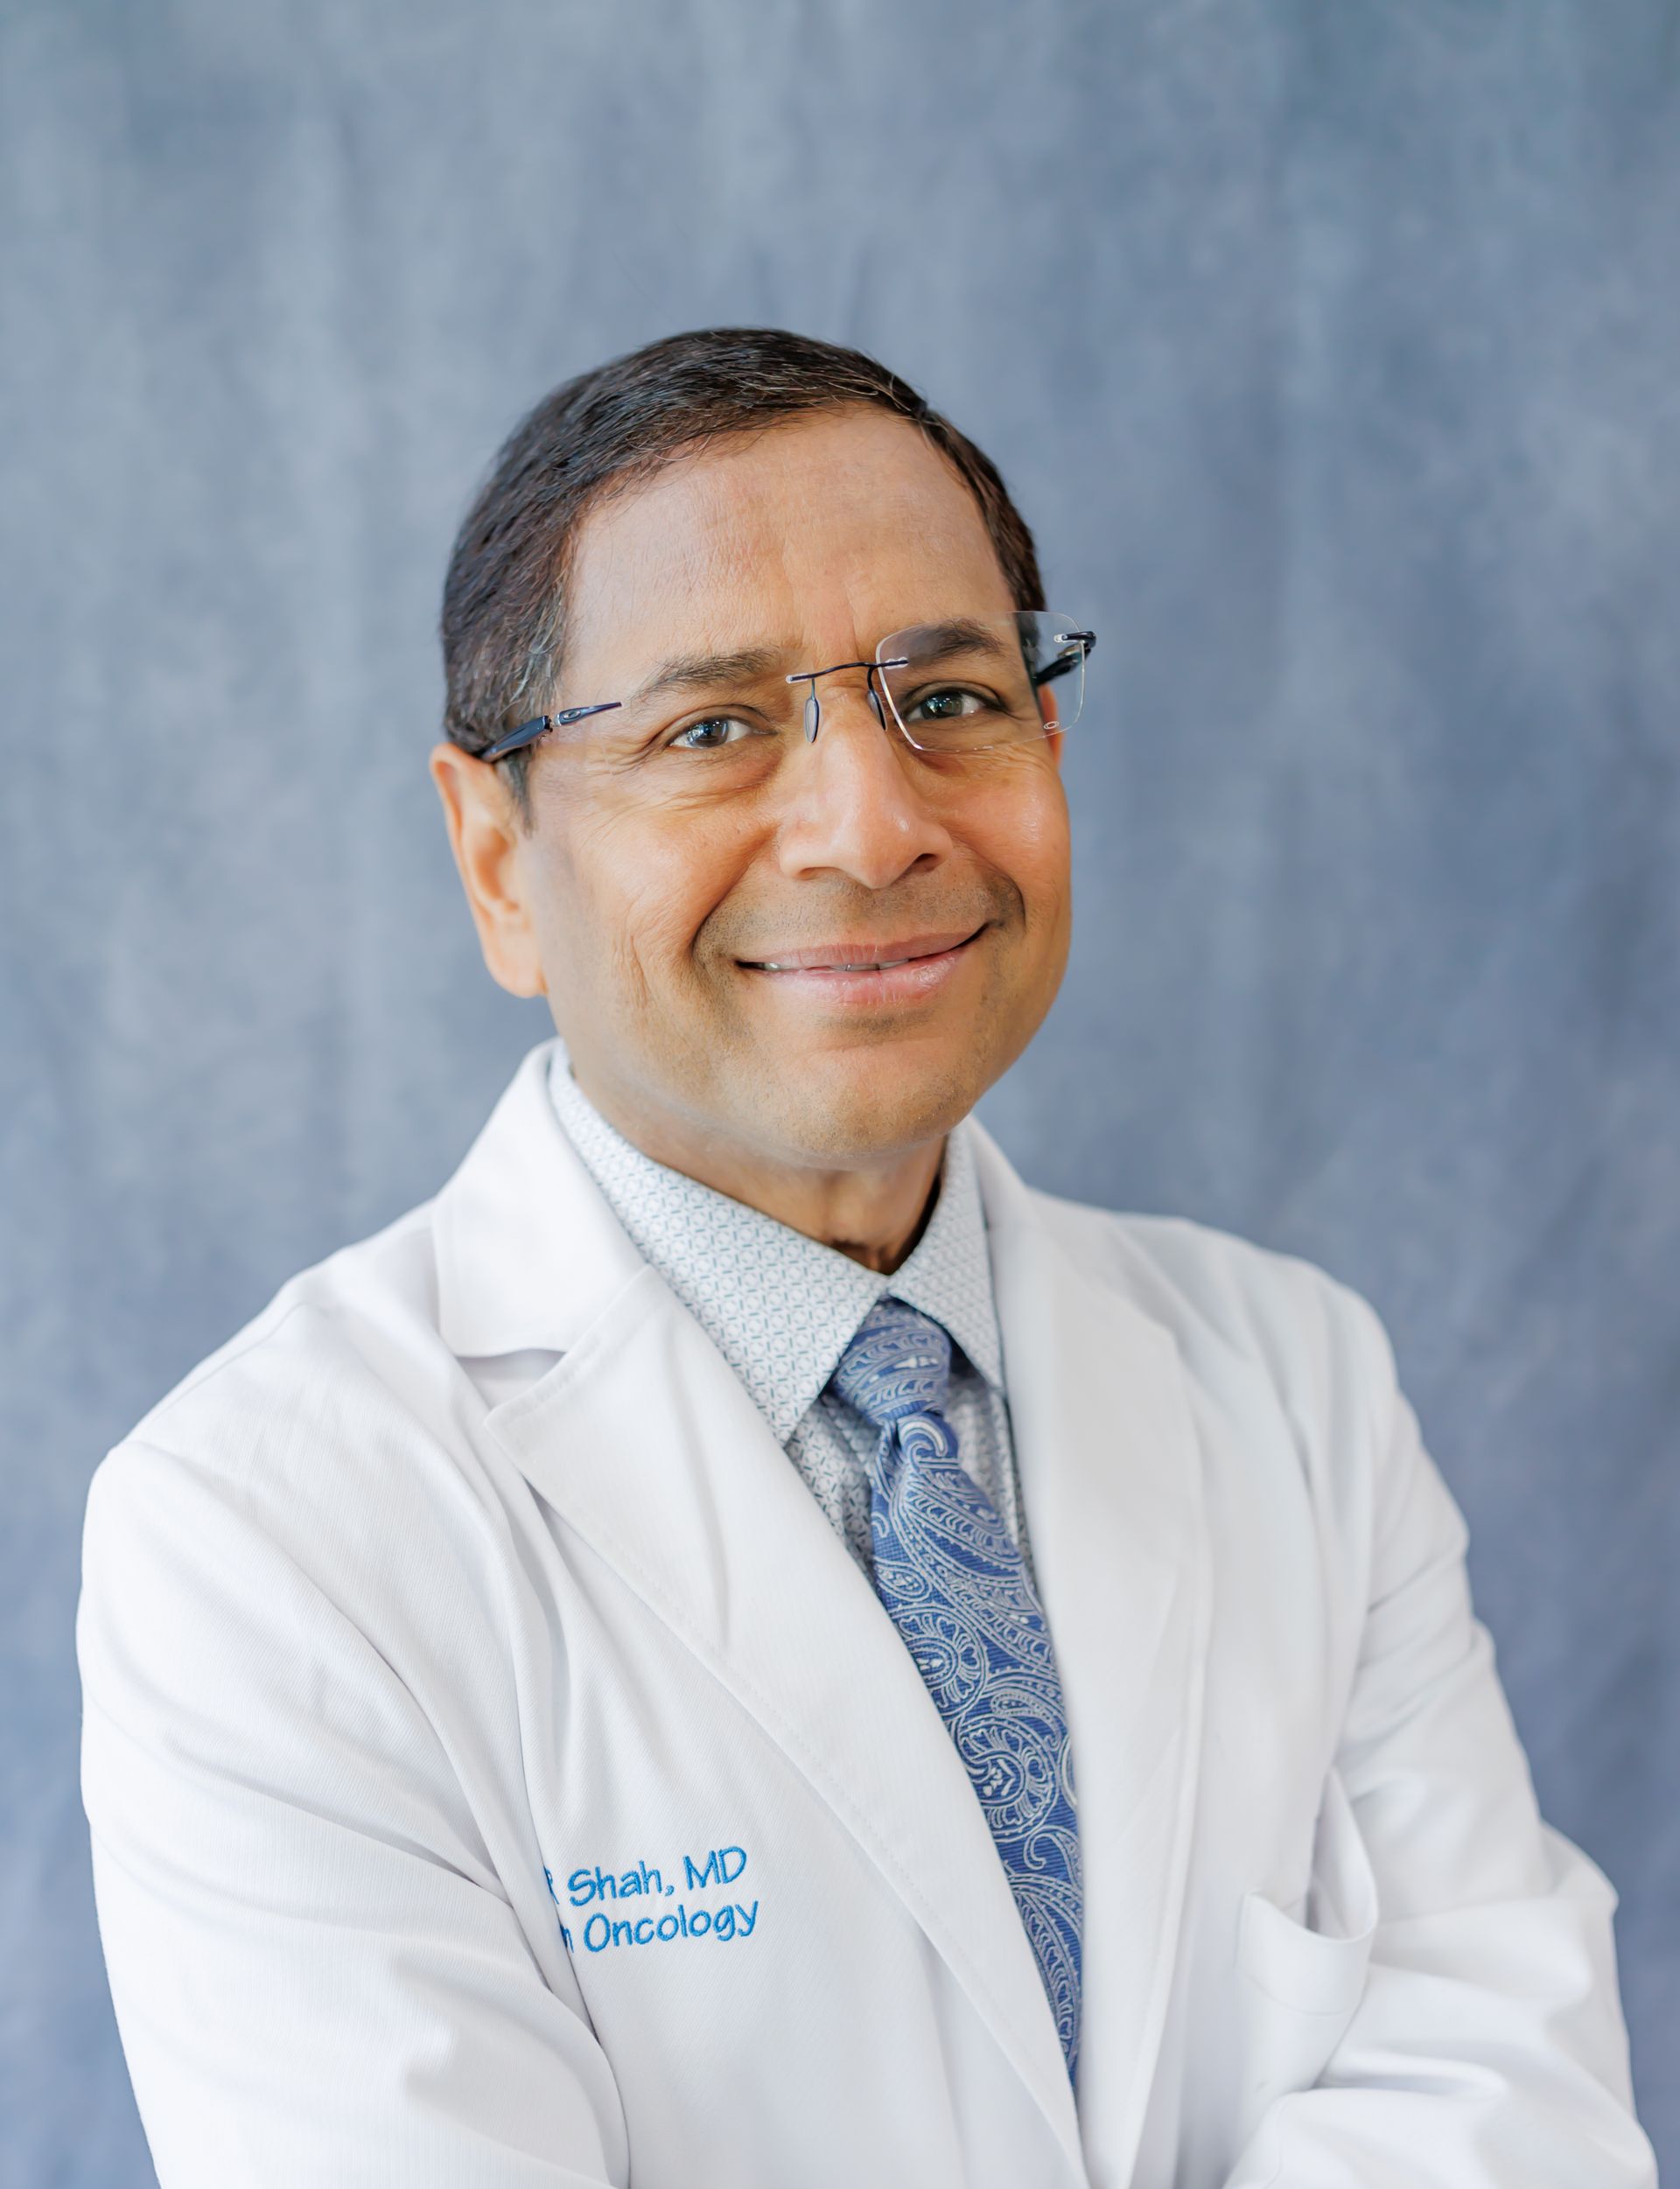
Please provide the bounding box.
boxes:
[2,2,1675,2180]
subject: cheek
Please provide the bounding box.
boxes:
[529,799,759,1002]
[969,766,1072,934]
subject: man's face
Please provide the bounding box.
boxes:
[473,405,1071,1172]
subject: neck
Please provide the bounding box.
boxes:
[568,1062,945,1276]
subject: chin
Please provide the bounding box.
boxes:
[748,1046,988,1167]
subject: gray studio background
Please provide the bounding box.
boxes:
[3,1,1676,2180]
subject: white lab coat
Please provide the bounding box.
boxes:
[78,1041,1654,2189]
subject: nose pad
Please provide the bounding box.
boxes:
[803,689,820,743]
[867,684,886,728]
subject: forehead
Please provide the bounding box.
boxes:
[560,406,1017,692]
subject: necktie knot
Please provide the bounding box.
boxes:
[833,1297,953,1428]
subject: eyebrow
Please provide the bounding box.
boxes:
[906,621,998,652]
[629,644,790,704]
[890,619,1009,667]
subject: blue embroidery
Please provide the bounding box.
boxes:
[563,1848,746,1906]
[564,1858,678,1904]
[683,1846,748,1890]
[542,1867,575,1952]
[549,1848,760,1955]
[835,1299,1083,2077]
[581,1900,759,1952]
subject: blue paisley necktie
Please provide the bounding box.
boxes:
[833,1297,1082,2076]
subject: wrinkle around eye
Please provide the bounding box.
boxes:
[665,713,778,752]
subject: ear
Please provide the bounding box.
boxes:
[429,743,547,997]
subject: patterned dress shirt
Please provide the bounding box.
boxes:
[546,1054,1030,1577]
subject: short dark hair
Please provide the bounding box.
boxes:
[439,326,1045,808]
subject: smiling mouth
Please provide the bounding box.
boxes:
[738,927,986,973]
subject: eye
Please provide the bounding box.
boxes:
[668,714,758,752]
[903,684,990,724]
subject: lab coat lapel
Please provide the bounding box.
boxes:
[495,1289,1084,2174]
[441,1050,1085,2177]
[970,1124,1211,2189]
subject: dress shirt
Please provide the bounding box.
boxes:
[546,1054,1029,1577]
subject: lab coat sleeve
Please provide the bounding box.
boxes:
[78,1435,626,2189]
[1220,1285,1656,2188]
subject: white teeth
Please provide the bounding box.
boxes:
[761,957,912,973]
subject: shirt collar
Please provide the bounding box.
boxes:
[546,1053,1004,1443]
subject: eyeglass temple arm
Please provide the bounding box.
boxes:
[1034,631,1096,687]
[480,702,622,765]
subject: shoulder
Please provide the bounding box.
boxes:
[80,1192,502,1661]
[82,1039,635,1645]
[75,1197,535,1895]
[1034,1186,1389,1359]
[118,1192,457,1479]
[1021,1187,1404,1472]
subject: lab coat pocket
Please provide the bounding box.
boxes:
[1232,1769,1378,2116]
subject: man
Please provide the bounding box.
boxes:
[79,328,1654,2188]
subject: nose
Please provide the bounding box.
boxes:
[773,680,955,890]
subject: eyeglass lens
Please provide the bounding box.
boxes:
[872,611,1089,753]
